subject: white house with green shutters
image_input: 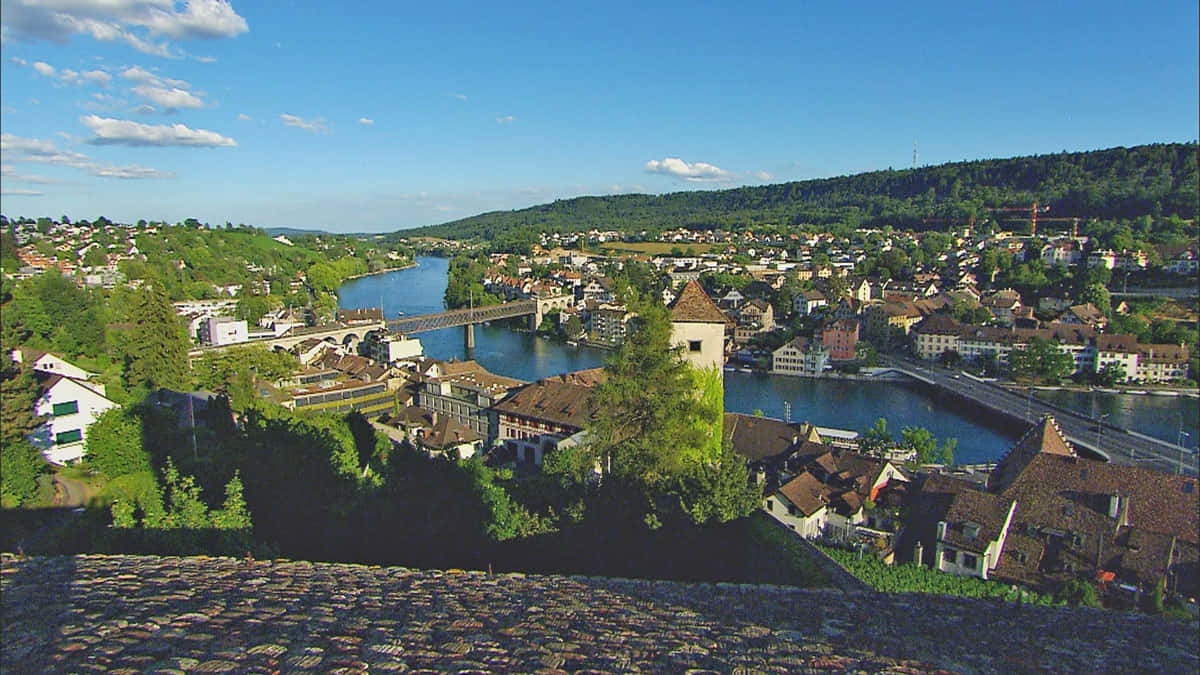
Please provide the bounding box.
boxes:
[30,374,118,465]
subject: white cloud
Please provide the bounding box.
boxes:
[80,115,236,146]
[452,93,467,101]
[754,170,772,181]
[280,113,327,133]
[495,115,515,124]
[1,188,44,196]
[131,84,203,109]
[1,164,63,184]
[119,65,187,88]
[1,0,249,58]
[32,61,55,77]
[193,55,216,63]
[132,104,157,114]
[644,157,736,182]
[81,69,111,85]
[1,132,173,178]
[10,57,28,66]
[237,112,251,120]
[358,117,373,125]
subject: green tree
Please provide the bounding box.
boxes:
[901,426,956,465]
[1094,362,1126,387]
[1008,337,1074,384]
[857,418,892,455]
[0,355,46,505]
[85,407,151,477]
[589,299,707,482]
[82,246,108,267]
[124,282,188,391]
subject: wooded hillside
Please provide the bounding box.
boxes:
[402,143,1197,240]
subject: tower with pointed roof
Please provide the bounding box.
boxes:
[986,415,1077,493]
[669,281,731,376]
[668,281,733,459]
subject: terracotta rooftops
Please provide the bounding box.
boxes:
[669,281,732,325]
[777,472,827,517]
[493,376,600,431]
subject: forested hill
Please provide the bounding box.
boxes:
[401,143,1197,241]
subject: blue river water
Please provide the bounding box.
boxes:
[339,257,1196,463]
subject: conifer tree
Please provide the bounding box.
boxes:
[124,281,188,391]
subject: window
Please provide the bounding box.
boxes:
[942,549,956,564]
[688,340,702,352]
[55,429,83,445]
[963,554,978,569]
[52,401,79,416]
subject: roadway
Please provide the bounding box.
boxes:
[883,355,1197,477]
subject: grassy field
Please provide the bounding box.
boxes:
[598,242,719,257]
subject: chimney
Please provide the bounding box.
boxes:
[1107,493,1120,519]
[1118,495,1131,529]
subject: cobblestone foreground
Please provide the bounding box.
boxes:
[2,554,1196,674]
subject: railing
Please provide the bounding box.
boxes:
[387,300,537,333]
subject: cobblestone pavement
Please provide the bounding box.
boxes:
[2,554,1196,674]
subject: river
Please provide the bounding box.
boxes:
[339,257,1197,463]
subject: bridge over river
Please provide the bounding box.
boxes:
[878,355,1197,476]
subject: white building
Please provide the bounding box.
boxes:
[771,338,828,376]
[364,331,424,364]
[29,375,119,464]
[199,316,249,346]
[12,347,97,381]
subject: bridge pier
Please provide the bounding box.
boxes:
[463,323,474,351]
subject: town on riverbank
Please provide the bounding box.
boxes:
[3,165,1198,619]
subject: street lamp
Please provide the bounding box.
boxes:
[1095,413,1110,459]
[1178,413,1191,476]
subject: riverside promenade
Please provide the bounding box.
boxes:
[3,554,1196,673]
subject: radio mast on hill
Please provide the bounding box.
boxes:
[913,141,918,168]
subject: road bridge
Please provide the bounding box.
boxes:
[877,355,1197,476]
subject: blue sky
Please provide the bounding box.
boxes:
[2,1,1197,233]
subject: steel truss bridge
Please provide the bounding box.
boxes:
[387,300,537,333]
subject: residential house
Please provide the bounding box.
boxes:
[765,449,908,542]
[416,359,524,443]
[29,374,119,464]
[771,337,828,376]
[733,299,775,344]
[11,347,97,381]
[494,369,603,465]
[417,415,484,459]
[590,304,631,345]
[1056,303,1108,331]
[822,318,860,361]
[985,417,1198,596]
[793,290,828,316]
[581,277,617,304]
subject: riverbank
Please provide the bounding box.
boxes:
[1001,382,1200,398]
[343,261,417,281]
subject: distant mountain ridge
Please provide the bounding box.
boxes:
[401,142,1197,241]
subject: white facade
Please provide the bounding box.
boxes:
[29,377,119,464]
[12,349,97,382]
[771,341,828,376]
[365,332,423,364]
[764,494,827,538]
[671,320,726,374]
[199,316,249,346]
